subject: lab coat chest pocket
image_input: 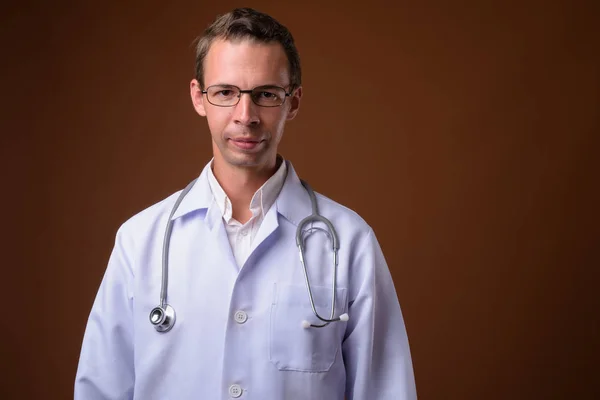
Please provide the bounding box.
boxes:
[269,283,347,373]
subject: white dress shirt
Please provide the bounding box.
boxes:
[74,159,418,400]
[207,158,287,268]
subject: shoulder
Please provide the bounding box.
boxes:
[311,189,374,238]
[115,188,185,242]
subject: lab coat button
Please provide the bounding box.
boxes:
[234,310,248,324]
[229,384,243,398]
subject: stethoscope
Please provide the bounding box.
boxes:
[149,177,349,333]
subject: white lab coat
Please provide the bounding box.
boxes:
[74,160,417,400]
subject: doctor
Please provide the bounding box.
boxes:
[75,7,417,400]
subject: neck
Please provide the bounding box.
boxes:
[212,156,280,223]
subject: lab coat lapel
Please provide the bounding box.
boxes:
[243,161,310,268]
[193,160,313,273]
[275,161,313,227]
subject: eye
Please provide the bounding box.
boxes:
[259,91,276,98]
[216,90,235,97]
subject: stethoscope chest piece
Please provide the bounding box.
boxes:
[149,304,176,333]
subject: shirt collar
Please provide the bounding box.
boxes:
[206,156,288,223]
[172,157,314,224]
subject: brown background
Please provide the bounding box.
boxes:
[1,0,598,399]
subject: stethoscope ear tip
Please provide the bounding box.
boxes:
[301,320,311,329]
[339,313,349,322]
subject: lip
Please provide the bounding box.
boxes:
[229,138,264,151]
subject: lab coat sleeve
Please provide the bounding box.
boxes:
[74,225,135,400]
[343,228,418,399]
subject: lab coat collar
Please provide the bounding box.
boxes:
[170,159,312,227]
[275,160,312,227]
[170,163,214,221]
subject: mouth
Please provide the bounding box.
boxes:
[229,137,264,151]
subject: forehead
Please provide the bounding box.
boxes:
[203,38,290,87]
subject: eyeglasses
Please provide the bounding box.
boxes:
[201,84,292,107]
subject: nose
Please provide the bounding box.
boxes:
[233,92,260,126]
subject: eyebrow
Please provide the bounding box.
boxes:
[208,83,289,88]
[208,83,237,88]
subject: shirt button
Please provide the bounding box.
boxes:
[234,311,248,324]
[229,384,243,398]
[240,229,248,236]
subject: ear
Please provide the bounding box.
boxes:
[190,79,207,117]
[286,86,302,120]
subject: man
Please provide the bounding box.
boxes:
[75,7,417,400]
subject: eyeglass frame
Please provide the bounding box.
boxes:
[200,84,294,107]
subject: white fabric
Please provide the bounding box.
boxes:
[74,160,418,400]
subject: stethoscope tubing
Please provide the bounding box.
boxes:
[150,177,348,332]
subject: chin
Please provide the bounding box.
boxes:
[224,153,265,168]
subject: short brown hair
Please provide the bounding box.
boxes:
[193,8,301,90]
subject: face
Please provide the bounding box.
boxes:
[190,38,302,172]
